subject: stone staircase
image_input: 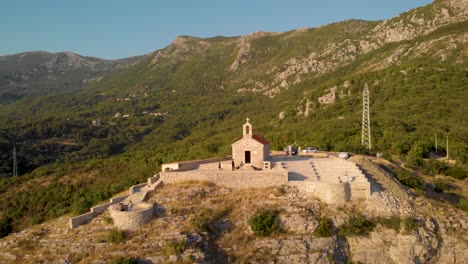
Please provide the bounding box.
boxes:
[124,175,163,204]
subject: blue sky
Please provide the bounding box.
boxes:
[1,0,432,59]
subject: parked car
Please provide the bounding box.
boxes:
[338,152,350,159]
[302,147,318,153]
[284,146,298,155]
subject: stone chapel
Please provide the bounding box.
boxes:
[231,119,270,169]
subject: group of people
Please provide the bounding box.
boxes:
[118,200,133,211]
[217,160,237,171]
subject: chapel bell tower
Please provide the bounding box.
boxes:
[243,118,252,139]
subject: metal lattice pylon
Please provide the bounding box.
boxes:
[362,83,371,150]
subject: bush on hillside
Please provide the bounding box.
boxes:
[107,229,126,243]
[393,169,425,191]
[166,240,187,255]
[314,217,334,237]
[248,209,280,236]
[403,217,418,233]
[339,214,375,236]
[446,166,467,180]
[0,217,12,238]
[422,159,448,176]
[458,199,468,212]
[433,178,448,193]
[191,207,231,233]
[374,216,401,232]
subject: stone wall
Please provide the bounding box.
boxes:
[69,212,94,229]
[129,183,147,194]
[69,194,130,228]
[289,181,351,205]
[349,182,371,200]
[160,170,288,189]
[162,157,231,172]
[109,202,154,230]
[148,174,160,184]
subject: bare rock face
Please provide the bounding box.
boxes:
[347,219,439,264]
[318,86,337,105]
[229,38,252,71]
[371,0,467,45]
[252,236,349,264]
[229,31,276,71]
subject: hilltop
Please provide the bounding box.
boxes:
[0,0,466,247]
[0,155,466,263]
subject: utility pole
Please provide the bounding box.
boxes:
[362,83,371,150]
[446,135,449,160]
[13,146,18,177]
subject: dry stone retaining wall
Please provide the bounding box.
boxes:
[349,182,371,200]
[69,212,95,229]
[289,181,351,205]
[160,170,288,189]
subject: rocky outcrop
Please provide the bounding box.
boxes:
[229,31,278,71]
[371,0,468,45]
[316,82,352,106]
[347,218,439,263]
[236,0,467,98]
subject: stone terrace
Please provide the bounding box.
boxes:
[194,154,367,185]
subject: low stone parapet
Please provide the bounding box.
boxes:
[69,194,129,228]
[109,202,154,230]
[161,157,232,172]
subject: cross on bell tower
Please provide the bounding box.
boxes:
[243,118,252,139]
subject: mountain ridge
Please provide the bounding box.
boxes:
[0,51,145,104]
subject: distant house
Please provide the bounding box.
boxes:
[231,119,270,169]
[91,119,101,127]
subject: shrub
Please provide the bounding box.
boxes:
[403,217,417,233]
[103,216,114,225]
[446,166,467,180]
[314,217,333,237]
[192,213,209,232]
[248,209,280,236]
[394,169,425,190]
[458,199,468,212]
[422,159,448,176]
[339,214,375,236]
[107,229,126,243]
[374,216,401,232]
[274,186,287,196]
[166,240,187,255]
[191,207,231,233]
[433,178,448,193]
[0,217,13,238]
